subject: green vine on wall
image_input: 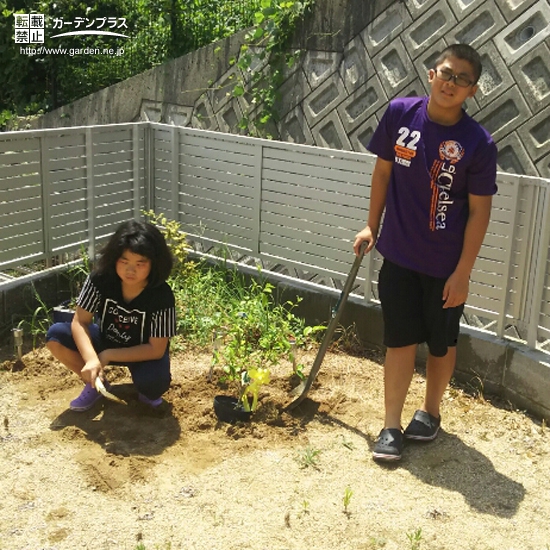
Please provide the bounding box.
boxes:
[231,0,315,137]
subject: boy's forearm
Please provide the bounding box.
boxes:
[366,158,392,232]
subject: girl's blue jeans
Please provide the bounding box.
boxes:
[46,322,171,400]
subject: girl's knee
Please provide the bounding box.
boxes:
[45,338,66,354]
[134,373,171,399]
[46,322,73,345]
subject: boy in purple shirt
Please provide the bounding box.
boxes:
[354,44,497,461]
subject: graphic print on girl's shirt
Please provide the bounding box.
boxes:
[100,299,146,346]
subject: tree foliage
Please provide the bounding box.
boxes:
[0,0,260,122]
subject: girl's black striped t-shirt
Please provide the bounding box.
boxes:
[77,272,176,348]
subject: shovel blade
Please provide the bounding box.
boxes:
[96,378,127,405]
[290,380,306,397]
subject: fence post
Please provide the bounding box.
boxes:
[144,123,154,213]
[132,124,141,219]
[495,175,521,337]
[526,179,550,348]
[253,140,263,256]
[171,125,179,221]
[85,127,95,260]
[39,134,52,266]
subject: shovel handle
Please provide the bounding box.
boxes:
[285,241,368,410]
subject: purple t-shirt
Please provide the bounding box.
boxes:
[368,96,497,278]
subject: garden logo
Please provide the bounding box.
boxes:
[14,13,128,56]
[14,13,129,43]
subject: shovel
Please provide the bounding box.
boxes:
[95,377,127,405]
[285,242,367,411]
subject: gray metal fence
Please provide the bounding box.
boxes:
[1,122,550,355]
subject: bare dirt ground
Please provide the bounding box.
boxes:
[1,339,549,550]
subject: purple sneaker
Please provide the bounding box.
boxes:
[70,383,103,411]
[138,393,163,408]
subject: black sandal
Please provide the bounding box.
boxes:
[372,428,403,461]
[404,410,441,441]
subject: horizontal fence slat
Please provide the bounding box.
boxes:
[0,137,40,154]
[178,153,257,177]
[180,144,256,167]
[0,163,40,179]
[262,188,368,223]
[0,149,41,167]
[0,173,41,189]
[179,165,255,190]
[263,157,371,187]
[180,200,254,230]
[261,208,360,238]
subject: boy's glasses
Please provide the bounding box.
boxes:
[435,68,474,88]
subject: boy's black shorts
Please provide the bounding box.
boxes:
[378,259,464,357]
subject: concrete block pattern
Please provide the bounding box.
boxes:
[496,132,539,176]
[447,0,486,19]
[303,73,347,127]
[374,38,418,97]
[311,110,352,150]
[510,42,550,113]
[349,114,379,153]
[517,103,550,159]
[449,0,507,48]
[235,90,254,121]
[339,35,375,93]
[216,100,244,134]
[495,0,539,22]
[337,75,387,134]
[278,106,315,145]
[164,104,192,127]
[361,2,413,57]
[237,46,268,82]
[494,0,550,64]
[404,0,440,19]
[192,95,218,131]
[536,151,550,177]
[236,63,271,119]
[303,51,343,89]
[475,41,515,109]
[208,66,240,113]
[477,86,532,142]
[401,0,458,59]
[273,69,311,121]
[140,100,162,123]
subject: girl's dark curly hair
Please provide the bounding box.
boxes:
[95,220,173,287]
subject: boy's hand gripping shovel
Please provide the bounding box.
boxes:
[285,242,367,411]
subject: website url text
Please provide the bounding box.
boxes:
[20,46,125,57]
